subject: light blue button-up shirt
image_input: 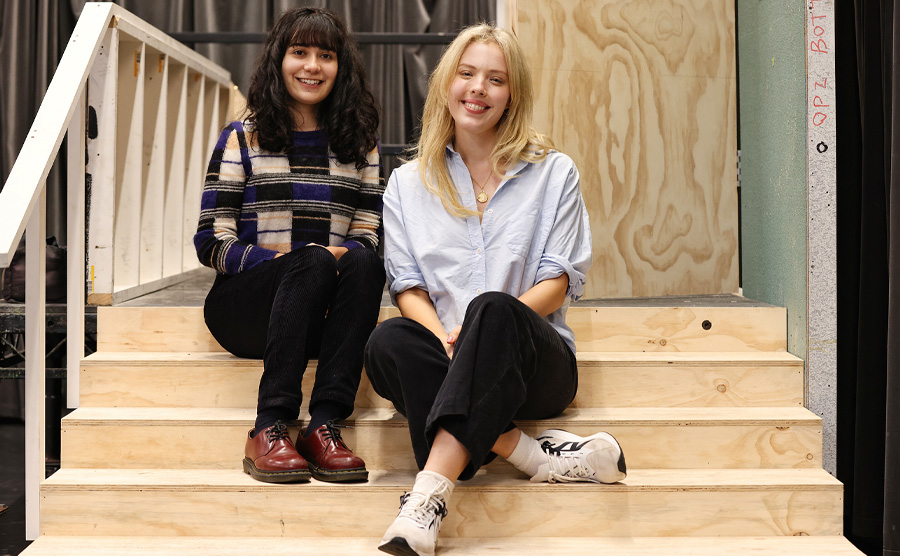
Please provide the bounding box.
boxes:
[384,144,593,354]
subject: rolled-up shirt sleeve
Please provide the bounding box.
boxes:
[383,171,427,304]
[534,162,592,300]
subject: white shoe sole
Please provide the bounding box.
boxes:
[537,429,627,484]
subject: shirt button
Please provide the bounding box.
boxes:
[488,209,494,214]
[476,288,482,294]
[476,248,482,254]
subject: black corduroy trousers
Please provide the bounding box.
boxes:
[204,246,385,428]
[364,291,577,480]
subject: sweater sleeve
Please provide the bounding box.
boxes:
[193,123,279,274]
[340,145,385,251]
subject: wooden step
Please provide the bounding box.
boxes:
[60,406,822,470]
[39,468,844,538]
[79,351,804,408]
[21,535,866,555]
[96,304,788,353]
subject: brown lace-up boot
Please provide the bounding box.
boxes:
[295,420,368,482]
[242,421,311,483]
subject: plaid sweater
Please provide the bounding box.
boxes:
[194,121,383,275]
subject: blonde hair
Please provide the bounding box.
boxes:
[412,23,554,217]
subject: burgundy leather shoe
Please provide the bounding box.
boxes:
[242,421,311,483]
[295,420,368,482]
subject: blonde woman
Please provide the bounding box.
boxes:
[364,23,626,556]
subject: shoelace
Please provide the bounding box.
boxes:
[265,421,291,442]
[545,450,595,483]
[397,491,448,530]
[321,419,352,450]
[540,440,562,456]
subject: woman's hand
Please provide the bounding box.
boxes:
[305,243,348,260]
[323,246,348,260]
[445,325,463,359]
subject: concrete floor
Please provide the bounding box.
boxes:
[0,418,28,556]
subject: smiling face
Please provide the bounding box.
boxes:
[281,44,338,129]
[447,41,511,141]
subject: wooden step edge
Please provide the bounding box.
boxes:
[42,467,844,492]
[62,405,823,427]
[82,350,805,366]
[21,535,866,555]
[576,351,804,365]
[98,304,788,315]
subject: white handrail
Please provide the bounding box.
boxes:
[0,3,234,539]
[0,4,113,267]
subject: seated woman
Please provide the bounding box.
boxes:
[194,7,384,484]
[364,23,626,556]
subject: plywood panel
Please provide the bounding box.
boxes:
[86,29,119,304]
[78,350,803,409]
[96,305,786,353]
[162,64,187,278]
[40,468,843,538]
[79,356,391,409]
[139,47,166,285]
[517,0,738,298]
[182,74,204,271]
[113,41,144,293]
[60,406,822,470]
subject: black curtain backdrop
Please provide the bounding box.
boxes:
[0,0,78,245]
[0,0,495,238]
[836,1,900,555]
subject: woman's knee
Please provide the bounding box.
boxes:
[466,291,518,316]
[281,245,338,280]
[338,247,385,279]
[365,318,441,378]
[365,318,408,358]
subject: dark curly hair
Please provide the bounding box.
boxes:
[246,7,379,169]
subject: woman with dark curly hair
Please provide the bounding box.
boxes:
[194,6,384,485]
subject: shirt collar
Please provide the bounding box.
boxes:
[445,142,530,176]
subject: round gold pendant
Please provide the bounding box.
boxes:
[476,191,489,203]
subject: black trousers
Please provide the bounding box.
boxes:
[364,291,578,480]
[204,246,385,424]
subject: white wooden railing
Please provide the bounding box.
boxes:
[0,3,236,539]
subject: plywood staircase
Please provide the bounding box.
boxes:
[22,301,864,555]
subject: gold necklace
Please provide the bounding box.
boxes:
[471,172,491,203]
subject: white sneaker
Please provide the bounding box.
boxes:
[378,473,452,556]
[532,429,627,484]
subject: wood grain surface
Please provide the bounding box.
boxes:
[21,535,867,556]
[517,0,738,298]
[40,468,842,538]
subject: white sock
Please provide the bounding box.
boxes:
[504,430,548,478]
[413,470,454,498]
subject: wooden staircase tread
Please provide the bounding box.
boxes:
[43,467,843,491]
[83,350,803,365]
[21,535,866,555]
[99,304,786,312]
[63,405,822,426]
[97,305,790,353]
